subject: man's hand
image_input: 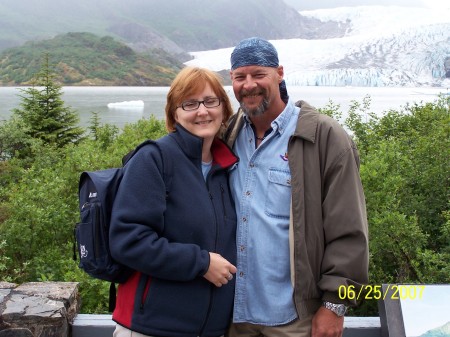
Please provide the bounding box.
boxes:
[311,306,344,337]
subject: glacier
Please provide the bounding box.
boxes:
[185,6,450,87]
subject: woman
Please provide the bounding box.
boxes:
[110,67,238,337]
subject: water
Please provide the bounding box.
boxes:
[0,86,171,128]
[1,86,447,129]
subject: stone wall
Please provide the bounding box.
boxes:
[0,282,79,337]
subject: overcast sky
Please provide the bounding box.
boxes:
[285,0,448,10]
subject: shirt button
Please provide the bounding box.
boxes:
[242,217,247,222]
[239,271,244,277]
[249,163,255,168]
[245,191,251,196]
[240,245,245,251]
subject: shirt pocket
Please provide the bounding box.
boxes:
[265,168,291,219]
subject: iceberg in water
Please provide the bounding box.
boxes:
[107,100,144,109]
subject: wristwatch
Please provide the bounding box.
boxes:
[322,301,347,317]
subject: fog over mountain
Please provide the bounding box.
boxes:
[0,0,341,56]
[283,0,446,10]
[186,6,450,87]
[1,1,448,87]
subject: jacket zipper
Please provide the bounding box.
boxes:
[139,276,151,310]
[198,172,220,336]
[94,203,101,259]
[220,183,227,219]
[198,285,215,336]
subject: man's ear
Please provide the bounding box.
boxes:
[277,65,284,82]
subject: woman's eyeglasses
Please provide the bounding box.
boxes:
[178,97,222,111]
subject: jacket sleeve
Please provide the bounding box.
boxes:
[109,144,210,281]
[317,118,369,306]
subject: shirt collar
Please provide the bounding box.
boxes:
[242,100,298,136]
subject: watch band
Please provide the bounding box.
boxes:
[322,301,347,317]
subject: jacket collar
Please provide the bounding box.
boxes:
[172,124,238,169]
[292,100,319,144]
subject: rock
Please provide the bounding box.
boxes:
[0,282,79,337]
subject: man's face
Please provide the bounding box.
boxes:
[230,65,283,117]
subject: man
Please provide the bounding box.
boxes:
[224,37,369,337]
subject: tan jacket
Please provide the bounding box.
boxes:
[224,100,369,319]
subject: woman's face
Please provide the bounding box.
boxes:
[174,83,224,144]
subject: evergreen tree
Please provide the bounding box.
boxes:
[13,53,84,148]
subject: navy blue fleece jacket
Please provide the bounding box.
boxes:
[109,125,238,337]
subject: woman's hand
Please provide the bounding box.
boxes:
[203,252,237,287]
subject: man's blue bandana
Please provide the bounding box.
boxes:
[231,37,289,103]
[231,37,279,70]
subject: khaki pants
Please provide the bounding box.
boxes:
[114,324,225,337]
[226,315,313,337]
[113,325,153,337]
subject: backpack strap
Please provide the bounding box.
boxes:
[153,135,174,197]
[122,139,155,165]
[107,136,174,312]
[124,136,174,196]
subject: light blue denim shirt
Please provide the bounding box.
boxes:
[229,100,300,325]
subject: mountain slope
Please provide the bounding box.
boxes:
[0,0,342,54]
[0,32,182,86]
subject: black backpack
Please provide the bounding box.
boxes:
[74,136,173,310]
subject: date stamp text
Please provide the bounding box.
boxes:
[338,284,425,301]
